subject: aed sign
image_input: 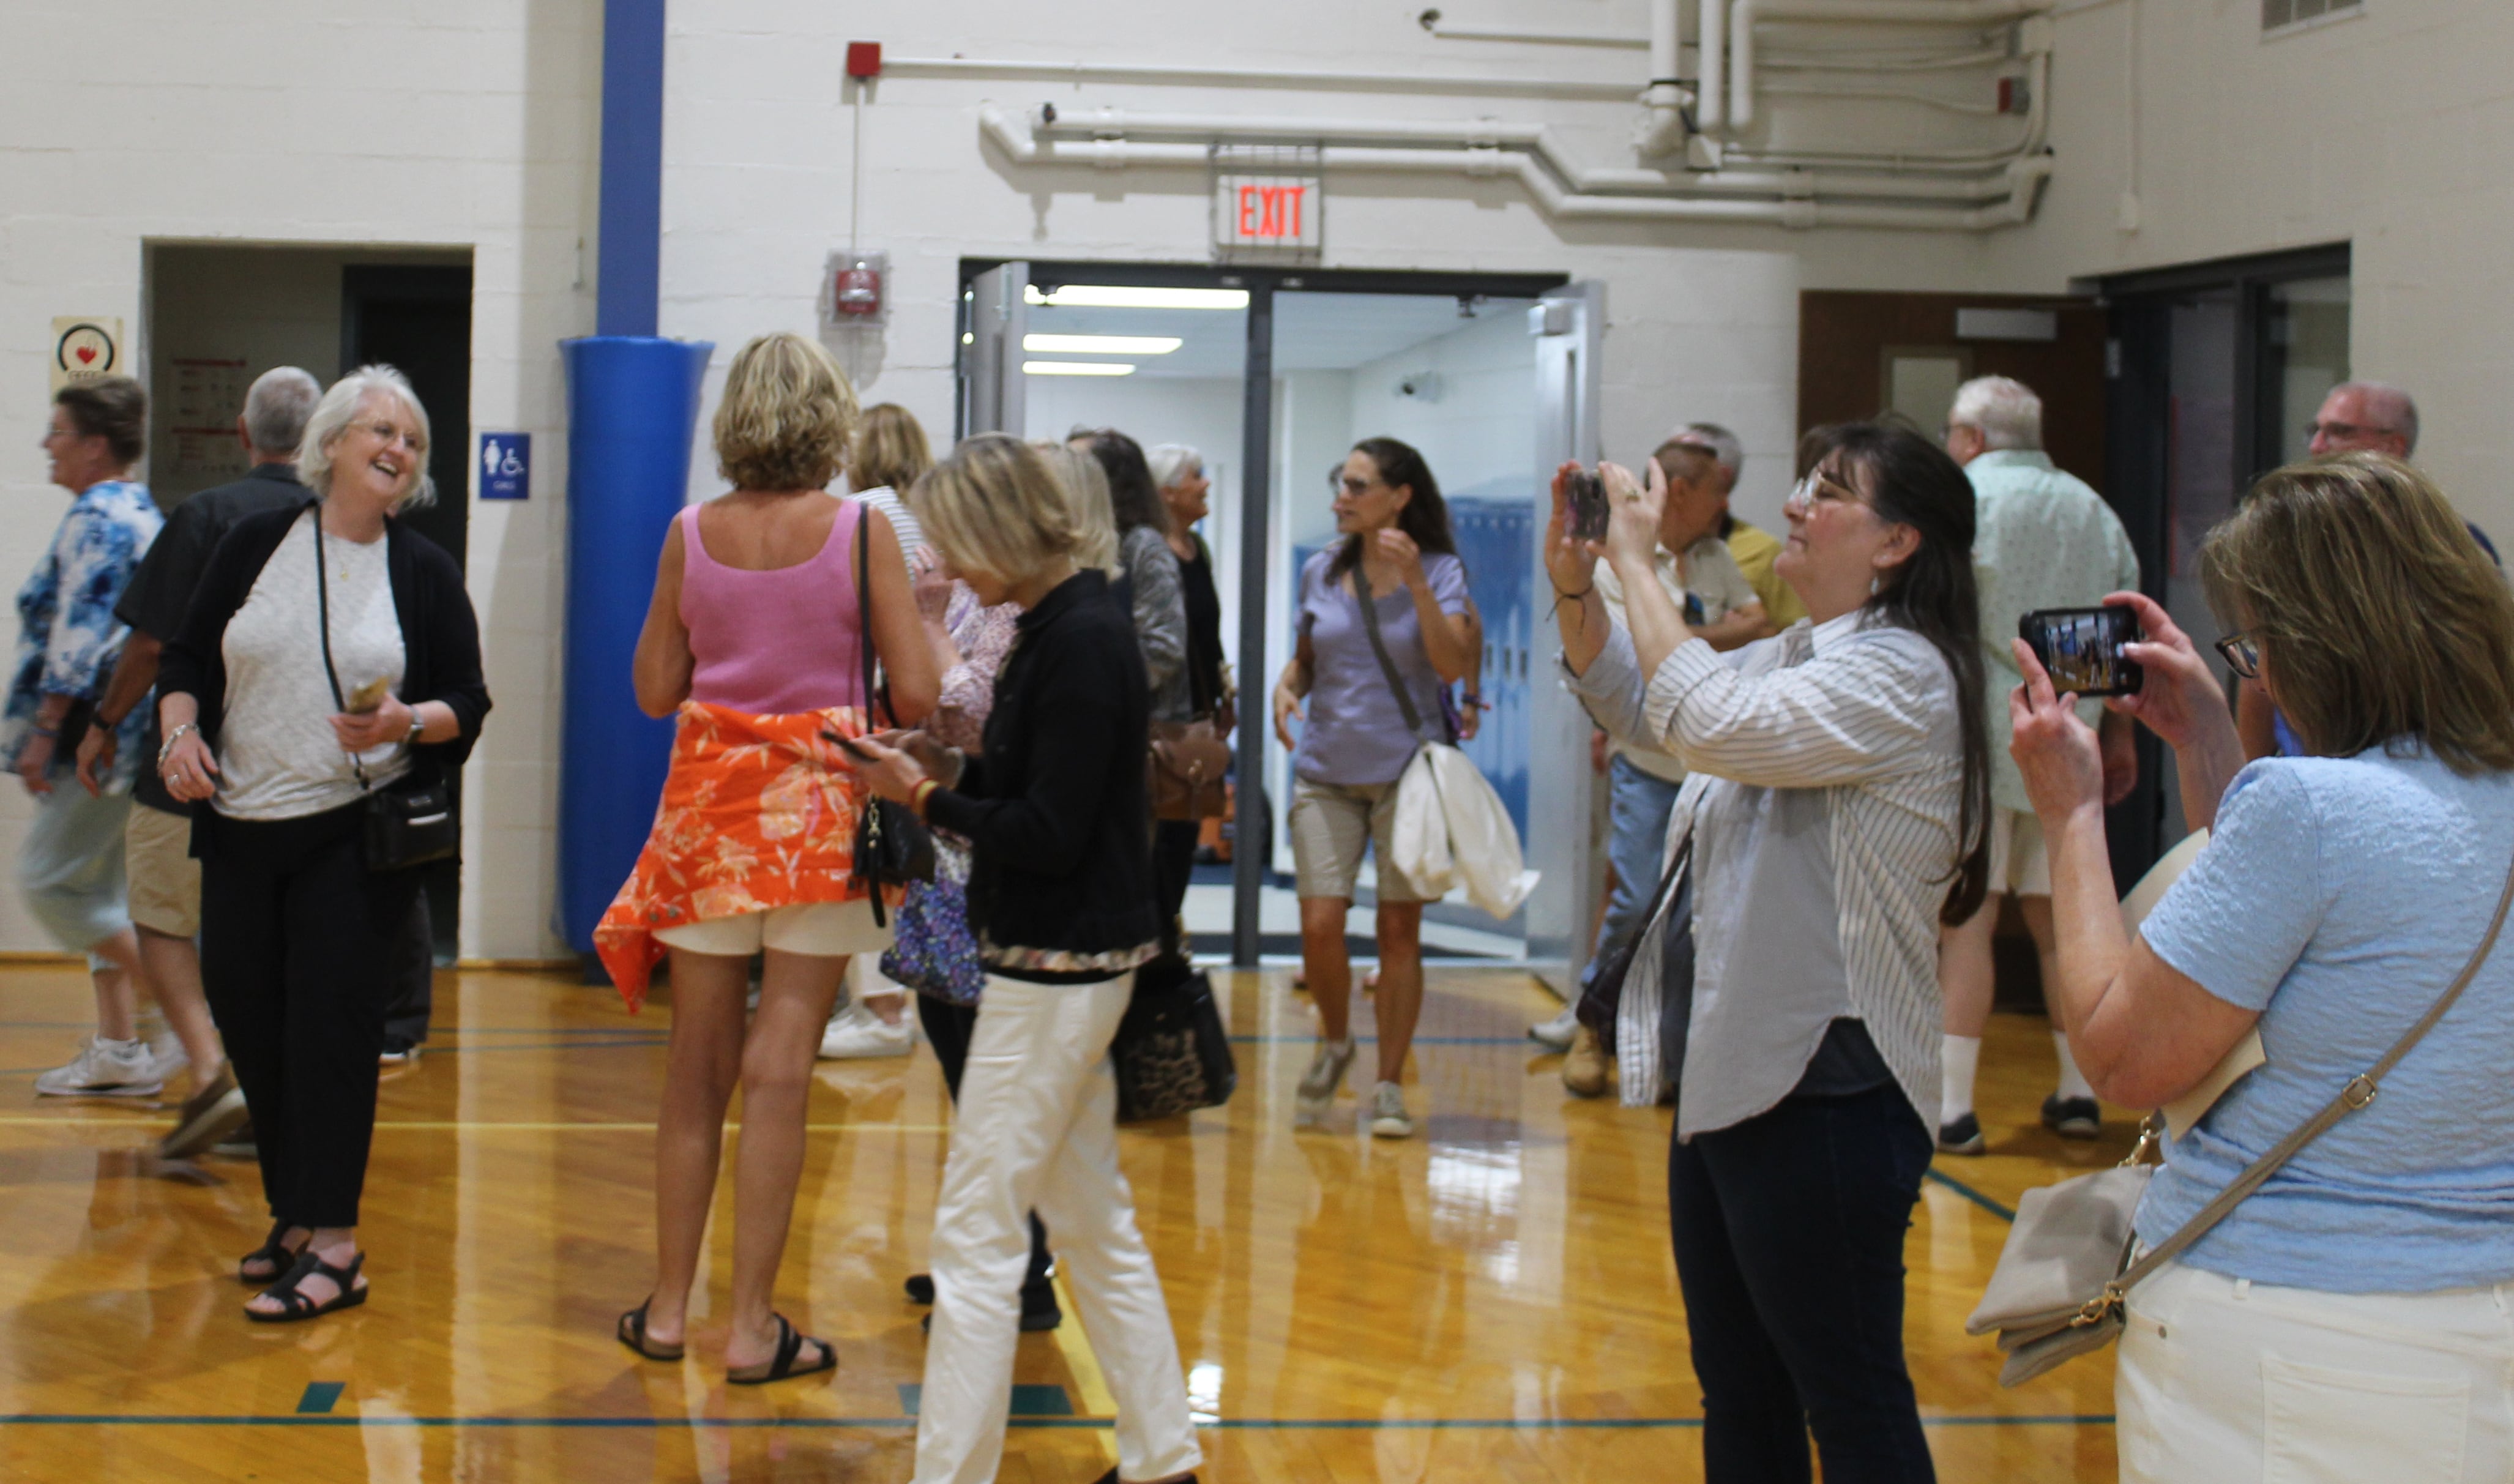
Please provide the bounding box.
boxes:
[1212,150,1324,260]
[479,432,530,500]
[51,316,124,393]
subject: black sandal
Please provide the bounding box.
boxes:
[237,1220,305,1286]
[617,1298,684,1362]
[725,1313,835,1385]
[245,1248,368,1323]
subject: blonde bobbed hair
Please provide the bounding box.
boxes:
[2203,452,2514,775]
[847,403,933,495]
[714,332,859,491]
[910,434,1081,585]
[1029,441,1122,576]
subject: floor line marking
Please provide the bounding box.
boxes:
[295,1382,345,1415]
[0,1118,955,1133]
[1924,1168,2020,1223]
[0,1412,2116,1430]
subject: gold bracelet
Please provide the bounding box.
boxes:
[911,778,939,816]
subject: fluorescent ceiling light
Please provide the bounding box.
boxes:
[1024,285,1250,310]
[1024,360,1137,376]
[1023,334,1183,355]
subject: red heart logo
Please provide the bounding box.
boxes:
[73,346,95,365]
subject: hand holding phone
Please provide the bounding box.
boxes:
[2019,606,2143,698]
[1565,468,1609,544]
[343,677,392,714]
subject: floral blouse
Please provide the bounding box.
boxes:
[930,580,1021,754]
[4,479,161,788]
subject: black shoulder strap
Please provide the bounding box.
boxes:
[856,501,888,727]
[308,505,372,793]
[1353,567,1425,738]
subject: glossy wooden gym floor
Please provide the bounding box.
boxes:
[0,962,2128,1481]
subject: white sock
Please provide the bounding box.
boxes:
[1940,1034,1982,1125]
[2052,1031,2094,1100]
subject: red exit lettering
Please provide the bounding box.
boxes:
[1234,184,1308,240]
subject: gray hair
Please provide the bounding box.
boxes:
[296,365,436,509]
[1949,376,2042,451]
[242,367,322,459]
[2331,381,2419,454]
[1146,442,1203,491]
[1673,421,1744,485]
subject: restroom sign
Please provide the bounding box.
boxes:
[479,432,530,500]
[1212,145,1322,261]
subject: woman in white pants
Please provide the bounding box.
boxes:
[2009,453,2514,1482]
[851,434,1199,1484]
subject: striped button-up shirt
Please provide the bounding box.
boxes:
[1566,610,1964,1135]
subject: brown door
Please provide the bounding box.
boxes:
[1799,291,2108,488]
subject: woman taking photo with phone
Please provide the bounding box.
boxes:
[846,434,1200,1484]
[595,332,936,1383]
[1554,422,1987,1481]
[157,365,491,1322]
[1272,436,1474,1139]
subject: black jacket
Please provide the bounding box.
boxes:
[925,569,1156,963]
[159,501,493,810]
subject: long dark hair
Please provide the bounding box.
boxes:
[1329,436,1457,581]
[1803,420,1991,925]
[1075,427,1170,538]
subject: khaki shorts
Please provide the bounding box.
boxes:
[652,897,892,957]
[1986,807,2051,897]
[124,802,201,939]
[1289,776,1425,903]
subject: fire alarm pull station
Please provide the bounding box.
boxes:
[845,42,881,80]
[826,250,889,328]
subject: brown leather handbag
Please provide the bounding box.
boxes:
[1148,718,1233,821]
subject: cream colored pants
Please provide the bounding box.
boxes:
[912,971,1201,1484]
[2118,1259,2514,1483]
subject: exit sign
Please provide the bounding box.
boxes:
[1212,146,1322,262]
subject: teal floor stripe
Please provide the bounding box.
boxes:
[1924,1167,2019,1223]
[295,1382,345,1415]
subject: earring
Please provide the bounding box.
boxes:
[1869,572,1882,598]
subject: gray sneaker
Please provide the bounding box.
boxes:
[35,1037,163,1098]
[1528,1005,1579,1051]
[1294,1038,1357,1126]
[1368,1080,1413,1139]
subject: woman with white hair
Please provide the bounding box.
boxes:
[157,365,491,1322]
[1144,442,1228,954]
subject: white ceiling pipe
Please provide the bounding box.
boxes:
[982,106,2048,229]
[1038,105,1550,148]
[1634,0,1689,157]
[882,54,1641,102]
[1418,17,1648,48]
[1730,0,2051,127]
[1699,0,1728,130]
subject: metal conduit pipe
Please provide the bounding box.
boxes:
[982,105,2051,229]
[1722,47,2048,166]
[1729,0,2051,127]
[882,54,1641,102]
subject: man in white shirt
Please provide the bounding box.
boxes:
[1937,376,2140,1151]
[1542,438,1767,1094]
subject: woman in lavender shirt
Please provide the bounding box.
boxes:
[1270,437,1475,1139]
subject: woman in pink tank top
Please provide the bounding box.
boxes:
[609,333,938,1385]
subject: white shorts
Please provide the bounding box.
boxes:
[651,897,892,958]
[1985,807,2051,897]
[2117,1259,2514,1483]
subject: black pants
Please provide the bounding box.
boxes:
[1668,1083,1937,1484]
[1151,819,1199,958]
[381,891,433,1052]
[916,993,1054,1290]
[200,819,423,1230]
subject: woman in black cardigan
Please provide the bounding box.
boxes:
[851,434,1199,1484]
[157,367,490,1323]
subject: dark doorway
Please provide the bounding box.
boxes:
[343,264,472,960]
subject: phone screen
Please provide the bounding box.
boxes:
[1567,469,1608,543]
[2018,606,2143,698]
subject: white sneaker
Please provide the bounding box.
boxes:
[1528,1005,1579,1051]
[818,999,913,1059]
[35,1037,163,1098]
[1368,1079,1413,1139]
[1295,1038,1357,1127]
[142,1030,188,1085]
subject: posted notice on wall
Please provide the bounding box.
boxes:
[170,357,252,483]
[50,317,124,392]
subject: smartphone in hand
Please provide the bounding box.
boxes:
[820,729,876,762]
[1565,468,1609,543]
[2019,606,2143,698]
[343,677,392,714]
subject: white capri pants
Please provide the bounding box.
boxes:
[2117,1259,2514,1483]
[912,971,1201,1484]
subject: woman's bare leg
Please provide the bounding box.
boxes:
[644,949,749,1348]
[1299,898,1352,1043]
[1371,903,1425,1085]
[723,949,847,1370]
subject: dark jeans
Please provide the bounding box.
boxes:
[201,822,424,1229]
[1151,819,1199,958]
[381,891,433,1052]
[916,994,1054,1290]
[1668,1084,1937,1484]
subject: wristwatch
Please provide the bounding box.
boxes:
[405,715,425,748]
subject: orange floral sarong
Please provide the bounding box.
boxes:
[594,701,897,1011]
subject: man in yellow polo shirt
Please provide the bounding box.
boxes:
[1672,421,1807,633]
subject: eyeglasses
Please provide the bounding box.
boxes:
[1781,471,1861,517]
[2214,632,2261,679]
[359,420,428,455]
[1337,474,1381,496]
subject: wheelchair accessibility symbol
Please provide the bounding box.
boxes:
[479,433,531,500]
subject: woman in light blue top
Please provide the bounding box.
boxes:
[11,377,166,1100]
[2010,452,2514,1482]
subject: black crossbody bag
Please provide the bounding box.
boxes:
[310,509,457,873]
[846,503,935,925]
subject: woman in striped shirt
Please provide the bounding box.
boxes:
[1554,421,1988,1483]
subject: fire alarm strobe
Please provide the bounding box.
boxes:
[845,41,881,80]
[835,257,881,318]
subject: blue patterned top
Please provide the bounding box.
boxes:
[4,479,162,789]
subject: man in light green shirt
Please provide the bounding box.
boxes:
[1937,376,2141,1155]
